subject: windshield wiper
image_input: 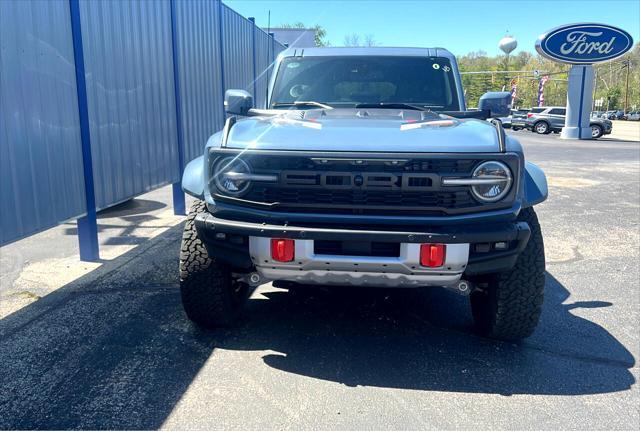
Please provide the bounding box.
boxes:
[354,102,430,111]
[272,101,334,109]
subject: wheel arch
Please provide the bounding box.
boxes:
[523,161,548,207]
[182,155,205,200]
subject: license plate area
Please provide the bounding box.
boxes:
[314,240,400,257]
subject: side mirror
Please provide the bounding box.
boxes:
[478,91,512,118]
[224,89,253,116]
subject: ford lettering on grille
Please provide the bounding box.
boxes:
[281,171,440,191]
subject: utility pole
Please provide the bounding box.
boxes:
[623,58,630,113]
[592,67,598,112]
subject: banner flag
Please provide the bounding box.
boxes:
[537,75,549,107]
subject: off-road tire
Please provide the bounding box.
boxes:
[179,201,249,328]
[470,207,545,341]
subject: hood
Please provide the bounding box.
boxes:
[224,109,502,153]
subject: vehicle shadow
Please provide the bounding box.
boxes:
[0,223,635,428]
[225,273,635,396]
[97,198,167,219]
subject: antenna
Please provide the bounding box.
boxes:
[267,10,272,108]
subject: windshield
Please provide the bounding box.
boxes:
[270,56,460,111]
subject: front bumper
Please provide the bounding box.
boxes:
[195,212,531,286]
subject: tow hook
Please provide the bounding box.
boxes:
[236,272,263,287]
[447,280,475,296]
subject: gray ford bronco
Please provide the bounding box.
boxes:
[180,47,548,341]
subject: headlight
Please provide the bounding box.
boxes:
[470,161,512,202]
[213,157,252,196]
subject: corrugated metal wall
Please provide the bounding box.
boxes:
[0,0,86,244]
[255,29,273,108]
[1,0,285,246]
[221,4,255,99]
[174,0,226,164]
[79,0,180,210]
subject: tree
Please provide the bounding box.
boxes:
[593,46,639,110]
[279,22,329,47]
[313,25,328,47]
[457,49,573,108]
[606,87,622,110]
[343,33,378,47]
[343,33,360,47]
[364,34,378,47]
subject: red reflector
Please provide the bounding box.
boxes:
[420,244,446,267]
[527,113,533,118]
[271,238,295,262]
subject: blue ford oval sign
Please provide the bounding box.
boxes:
[536,23,633,64]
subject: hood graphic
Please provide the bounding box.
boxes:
[224,109,502,153]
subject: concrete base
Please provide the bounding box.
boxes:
[561,126,593,140]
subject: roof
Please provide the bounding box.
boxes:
[279,46,456,60]
[268,27,316,32]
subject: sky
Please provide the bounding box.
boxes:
[225,0,640,56]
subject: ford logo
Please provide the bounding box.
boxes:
[536,23,633,64]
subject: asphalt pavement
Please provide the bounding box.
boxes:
[0,128,638,430]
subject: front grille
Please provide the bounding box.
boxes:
[209,151,518,216]
[245,186,476,215]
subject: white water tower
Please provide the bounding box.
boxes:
[499,35,518,89]
[499,35,518,56]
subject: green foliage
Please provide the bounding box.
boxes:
[593,43,639,111]
[313,25,328,47]
[458,50,569,108]
[279,22,329,47]
[605,87,622,109]
[458,42,640,110]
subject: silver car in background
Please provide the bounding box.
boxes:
[525,106,613,138]
[626,111,640,121]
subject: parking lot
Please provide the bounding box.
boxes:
[0,127,638,429]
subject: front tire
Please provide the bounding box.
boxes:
[590,124,603,139]
[534,121,550,134]
[179,201,249,328]
[470,208,545,341]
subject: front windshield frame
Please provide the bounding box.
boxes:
[269,55,461,111]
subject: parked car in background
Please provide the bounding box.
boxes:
[626,111,640,121]
[493,114,512,129]
[591,111,603,118]
[493,108,528,129]
[511,109,530,131]
[525,106,612,138]
[604,110,625,120]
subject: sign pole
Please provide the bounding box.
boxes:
[624,59,630,113]
[561,65,595,140]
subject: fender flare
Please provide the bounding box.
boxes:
[182,155,205,200]
[523,161,548,207]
